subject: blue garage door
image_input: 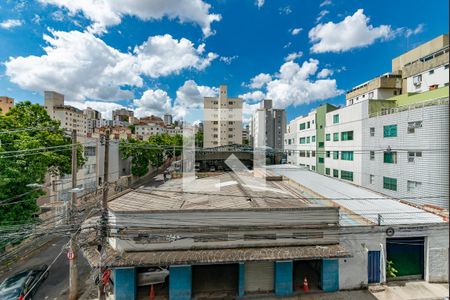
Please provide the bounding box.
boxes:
[368,251,381,283]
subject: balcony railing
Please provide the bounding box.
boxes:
[369,96,449,118]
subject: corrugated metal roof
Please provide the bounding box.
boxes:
[267,165,445,225]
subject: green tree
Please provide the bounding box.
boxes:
[119,138,152,177]
[128,124,136,134]
[195,131,203,148]
[0,102,85,224]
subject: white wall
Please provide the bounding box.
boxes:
[407,64,449,93]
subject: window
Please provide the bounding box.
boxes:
[383,177,397,191]
[311,136,316,142]
[318,142,324,148]
[306,137,310,143]
[288,139,292,145]
[333,132,339,141]
[229,101,234,105]
[341,151,354,161]
[84,146,96,156]
[407,180,422,192]
[312,151,316,157]
[370,151,375,160]
[413,74,422,85]
[333,114,340,124]
[325,168,330,175]
[326,151,331,158]
[370,127,375,137]
[228,121,234,125]
[311,166,316,171]
[333,169,339,178]
[341,131,354,141]
[300,123,306,130]
[326,133,331,141]
[383,125,397,137]
[306,151,310,157]
[318,157,324,163]
[299,150,306,157]
[333,151,339,160]
[407,121,422,133]
[228,128,234,131]
[300,137,306,144]
[408,151,422,162]
[369,175,375,184]
[383,151,397,164]
[341,170,353,181]
[307,121,310,129]
[445,64,449,70]
[228,134,233,138]
[429,69,434,75]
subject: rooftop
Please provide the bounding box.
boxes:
[267,165,445,226]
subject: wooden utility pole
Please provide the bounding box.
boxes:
[98,129,110,300]
[69,129,78,300]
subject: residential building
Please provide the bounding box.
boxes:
[242,124,250,145]
[164,113,173,126]
[81,168,448,299]
[44,91,87,135]
[251,99,286,151]
[203,85,243,148]
[112,108,134,123]
[83,107,102,134]
[135,123,183,140]
[0,96,14,114]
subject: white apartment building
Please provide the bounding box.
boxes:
[83,107,102,134]
[203,85,243,148]
[251,99,286,151]
[44,91,87,135]
[135,123,183,139]
[164,113,173,126]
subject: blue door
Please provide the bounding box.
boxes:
[368,251,381,283]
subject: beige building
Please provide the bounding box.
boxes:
[203,85,242,148]
[44,91,87,135]
[0,96,14,114]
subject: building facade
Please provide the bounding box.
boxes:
[164,113,173,126]
[112,108,134,123]
[203,85,243,148]
[0,96,14,114]
[251,99,286,151]
[83,107,102,134]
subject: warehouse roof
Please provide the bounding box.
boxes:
[267,165,445,226]
[108,172,317,212]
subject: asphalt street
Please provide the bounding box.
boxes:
[0,237,91,300]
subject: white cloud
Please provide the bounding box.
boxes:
[5,30,216,101]
[134,34,218,78]
[240,90,266,102]
[133,89,172,118]
[0,19,23,29]
[290,28,303,36]
[316,10,329,23]
[175,80,218,109]
[248,73,272,89]
[317,68,333,78]
[405,23,425,37]
[284,51,303,62]
[66,100,125,119]
[283,42,292,49]
[219,55,238,64]
[279,6,292,15]
[32,15,42,24]
[245,59,343,109]
[309,9,394,53]
[52,10,65,21]
[320,0,332,7]
[38,0,221,37]
[255,0,265,8]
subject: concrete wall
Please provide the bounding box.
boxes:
[406,63,449,93]
[285,111,317,169]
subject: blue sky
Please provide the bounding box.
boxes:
[0,0,448,122]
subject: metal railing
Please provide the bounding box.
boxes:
[369,96,449,118]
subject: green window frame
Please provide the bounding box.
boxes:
[311,136,316,142]
[326,151,330,158]
[383,176,397,191]
[333,151,339,160]
[333,114,339,124]
[306,137,310,143]
[318,157,324,163]
[340,170,354,181]
[307,121,310,128]
[326,133,331,141]
[325,168,330,175]
[333,133,339,141]
[341,131,354,141]
[300,123,306,130]
[383,125,397,137]
[300,137,306,144]
[333,169,339,178]
[383,151,397,164]
[318,142,324,148]
[341,151,354,161]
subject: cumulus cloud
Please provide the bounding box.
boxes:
[133,89,172,118]
[175,80,218,109]
[320,0,332,7]
[38,0,221,37]
[244,59,343,109]
[5,30,216,101]
[290,28,303,36]
[255,0,265,8]
[0,19,23,29]
[134,34,218,78]
[248,73,272,89]
[317,68,333,78]
[309,9,394,53]
[404,23,425,38]
[284,51,303,62]
[239,90,266,102]
[219,55,238,65]
[316,10,329,23]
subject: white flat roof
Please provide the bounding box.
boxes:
[267,165,444,226]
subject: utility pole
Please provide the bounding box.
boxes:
[69,129,78,300]
[98,129,110,300]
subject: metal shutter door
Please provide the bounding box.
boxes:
[368,251,381,283]
[245,261,274,293]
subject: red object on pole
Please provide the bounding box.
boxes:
[303,277,309,292]
[149,284,155,300]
